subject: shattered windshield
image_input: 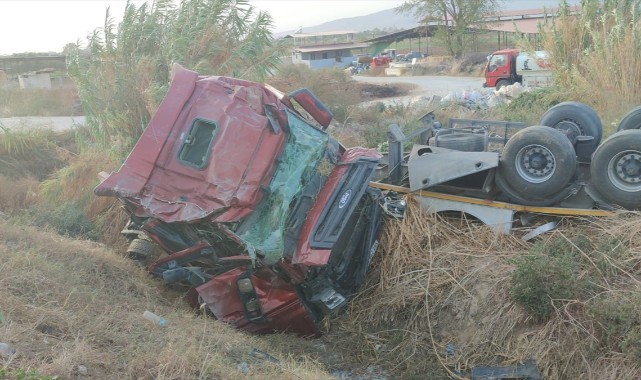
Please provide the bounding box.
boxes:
[238,110,330,264]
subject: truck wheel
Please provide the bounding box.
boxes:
[497,126,577,198]
[590,129,641,209]
[127,238,155,261]
[429,133,485,152]
[496,80,510,90]
[539,101,602,156]
[495,172,577,206]
[617,105,641,131]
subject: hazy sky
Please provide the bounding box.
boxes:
[0,0,405,55]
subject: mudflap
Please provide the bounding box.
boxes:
[195,267,321,337]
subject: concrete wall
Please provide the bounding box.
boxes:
[18,73,51,89]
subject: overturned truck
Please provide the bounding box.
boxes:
[95,65,641,336]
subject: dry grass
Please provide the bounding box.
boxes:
[541,1,641,136]
[0,219,334,379]
[0,175,40,215]
[0,87,78,117]
[332,199,641,379]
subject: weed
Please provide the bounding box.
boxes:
[500,86,568,125]
[622,326,641,363]
[510,237,588,319]
[588,292,641,351]
[19,202,99,240]
[0,368,55,380]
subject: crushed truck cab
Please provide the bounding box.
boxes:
[96,65,383,336]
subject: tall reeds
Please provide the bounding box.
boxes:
[544,0,641,133]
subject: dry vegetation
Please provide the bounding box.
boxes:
[0,220,336,379]
[0,87,79,118]
[333,200,641,379]
[2,1,641,378]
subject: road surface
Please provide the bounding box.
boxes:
[352,74,485,105]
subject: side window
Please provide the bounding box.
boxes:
[178,118,217,169]
[488,54,507,72]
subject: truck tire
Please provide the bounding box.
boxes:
[429,133,485,152]
[495,172,577,206]
[496,79,511,90]
[127,238,155,261]
[590,129,641,209]
[497,126,577,198]
[539,101,602,157]
[617,105,641,131]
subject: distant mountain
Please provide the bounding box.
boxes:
[274,0,579,37]
[274,8,419,37]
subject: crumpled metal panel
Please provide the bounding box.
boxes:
[95,65,290,223]
[293,147,382,266]
[408,145,499,191]
[196,267,320,336]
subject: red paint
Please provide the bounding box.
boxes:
[95,65,382,337]
[196,267,320,337]
[484,48,518,88]
[95,64,289,223]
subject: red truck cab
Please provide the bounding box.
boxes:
[484,48,519,89]
[95,65,384,337]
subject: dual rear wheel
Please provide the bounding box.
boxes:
[496,103,641,209]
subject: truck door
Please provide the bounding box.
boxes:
[485,53,510,87]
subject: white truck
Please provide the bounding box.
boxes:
[484,49,552,89]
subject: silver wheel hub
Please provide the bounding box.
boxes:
[516,144,556,183]
[608,150,641,192]
[555,119,582,142]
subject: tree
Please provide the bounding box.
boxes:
[397,0,502,57]
[67,0,285,155]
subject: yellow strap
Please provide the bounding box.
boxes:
[369,182,615,217]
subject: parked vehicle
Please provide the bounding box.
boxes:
[400,51,424,62]
[484,49,552,89]
[96,65,641,336]
[370,54,392,68]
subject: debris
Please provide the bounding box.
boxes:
[0,342,16,358]
[471,358,541,380]
[522,220,559,241]
[237,362,249,374]
[142,310,167,327]
[250,348,279,364]
[77,365,88,376]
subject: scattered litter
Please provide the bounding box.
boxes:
[77,364,88,376]
[445,343,455,358]
[438,82,533,110]
[250,349,279,364]
[522,220,559,241]
[142,310,167,327]
[471,358,541,380]
[0,342,16,358]
[237,362,249,374]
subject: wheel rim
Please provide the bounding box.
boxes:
[555,119,582,142]
[607,150,641,192]
[515,144,556,183]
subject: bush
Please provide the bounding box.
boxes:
[589,293,641,354]
[510,237,587,319]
